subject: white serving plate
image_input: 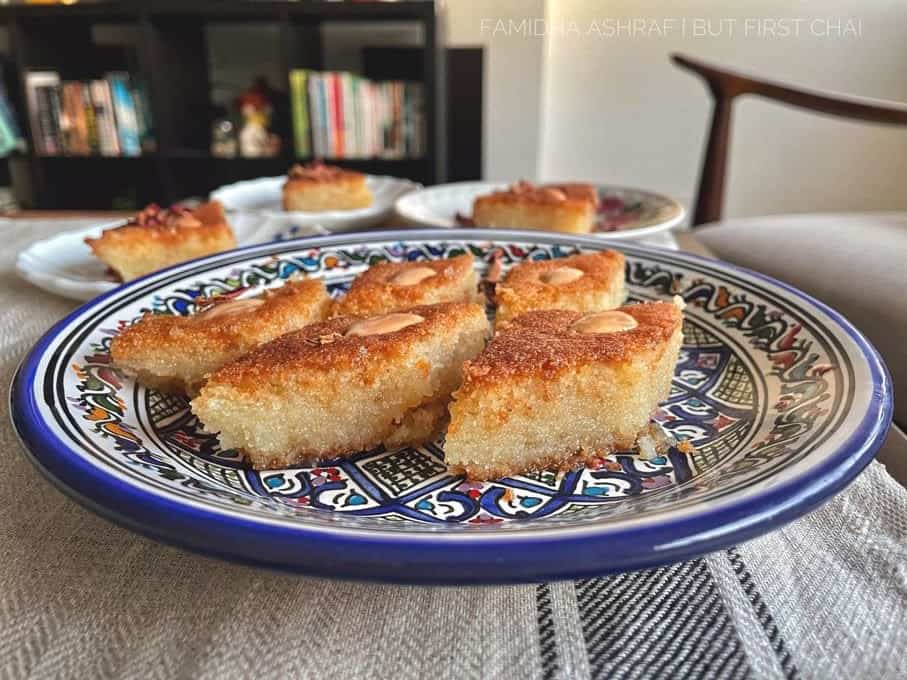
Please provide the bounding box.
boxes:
[211,174,419,232]
[395,181,686,239]
[15,212,330,302]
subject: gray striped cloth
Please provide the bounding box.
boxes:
[1,219,905,679]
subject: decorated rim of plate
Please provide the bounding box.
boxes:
[10,230,892,551]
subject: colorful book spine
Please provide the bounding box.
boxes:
[0,100,13,157]
[90,80,120,156]
[341,73,356,158]
[307,73,323,158]
[58,82,76,154]
[330,73,344,158]
[64,82,91,155]
[318,73,332,159]
[25,71,61,155]
[0,82,24,156]
[106,72,141,157]
[131,78,155,152]
[352,75,365,158]
[43,86,64,156]
[361,80,374,157]
[380,82,392,157]
[289,69,311,157]
[320,73,332,158]
[82,83,100,154]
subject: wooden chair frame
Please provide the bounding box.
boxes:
[672,54,907,225]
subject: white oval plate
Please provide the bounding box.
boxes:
[15,213,329,302]
[211,174,420,233]
[395,181,685,239]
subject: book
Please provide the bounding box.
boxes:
[82,83,99,154]
[106,72,141,156]
[25,71,61,155]
[360,79,373,156]
[61,81,90,155]
[341,73,356,158]
[0,104,13,157]
[330,72,344,158]
[393,81,403,157]
[0,82,24,157]
[43,87,64,156]
[319,72,331,159]
[289,69,311,157]
[131,78,156,152]
[351,75,364,158]
[90,80,120,156]
[307,72,323,158]
[57,82,74,154]
[380,82,393,157]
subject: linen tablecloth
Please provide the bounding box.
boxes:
[2,219,905,680]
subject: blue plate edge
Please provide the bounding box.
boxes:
[8,228,895,584]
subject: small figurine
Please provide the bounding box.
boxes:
[236,77,281,158]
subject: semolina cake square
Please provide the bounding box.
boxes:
[191,302,490,469]
[445,298,685,480]
[85,201,237,282]
[282,161,373,211]
[111,278,331,396]
[495,249,626,325]
[332,253,483,317]
[471,181,597,234]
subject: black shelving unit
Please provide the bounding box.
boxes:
[0,0,442,209]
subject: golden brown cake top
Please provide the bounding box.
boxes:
[550,183,599,204]
[190,200,228,227]
[111,278,328,357]
[205,301,487,389]
[462,298,684,386]
[85,202,235,248]
[478,181,598,207]
[498,250,624,297]
[285,161,364,184]
[334,254,476,316]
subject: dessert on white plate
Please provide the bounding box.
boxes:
[394,180,685,239]
[15,212,328,301]
[212,171,418,232]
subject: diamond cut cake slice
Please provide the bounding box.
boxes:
[111,278,331,395]
[333,253,482,317]
[282,161,373,211]
[445,298,684,480]
[85,201,236,282]
[191,302,490,469]
[495,250,626,325]
[472,181,597,234]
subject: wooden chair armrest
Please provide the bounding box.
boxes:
[672,53,907,125]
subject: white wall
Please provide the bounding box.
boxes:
[443,0,546,181]
[537,0,907,220]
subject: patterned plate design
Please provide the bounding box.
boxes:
[11,230,891,584]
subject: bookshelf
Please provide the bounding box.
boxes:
[0,0,443,209]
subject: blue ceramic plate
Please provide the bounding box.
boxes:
[10,230,892,584]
